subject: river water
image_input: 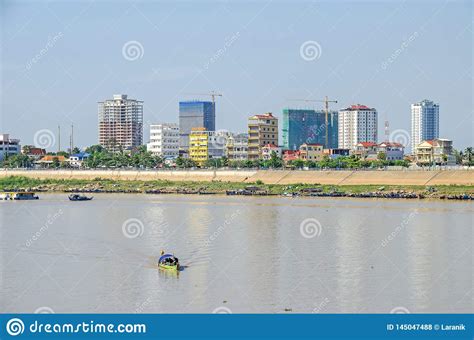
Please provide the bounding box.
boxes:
[0,194,472,313]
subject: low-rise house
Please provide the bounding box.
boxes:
[323,148,350,159]
[68,152,90,167]
[35,155,68,167]
[21,145,46,160]
[261,143,282,160]
[0,134,21,161]
[377,142,404,161]
[352,142,378,159]
[299,143,324,162]
[282,150,300,164]
[415,139,455,165]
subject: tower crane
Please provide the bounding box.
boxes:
[288,96,338,147]
[183,91,222,104]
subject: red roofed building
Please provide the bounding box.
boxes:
[338,104,378,149]
[353,142,378,159]
[248,113,278,160]
[282,150,300,164]
[21,145,46,160]
[261,143,282,160]
[377,142,405,160]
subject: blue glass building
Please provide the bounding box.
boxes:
[282,109,338,150]
[179,101,215,150]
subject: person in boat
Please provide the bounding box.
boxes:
[159,250,179,267]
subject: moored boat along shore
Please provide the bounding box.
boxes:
[1,175,473,201]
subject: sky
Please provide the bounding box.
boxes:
[1,0,472,152]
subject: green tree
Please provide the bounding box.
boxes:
[268,151,283,168]
[51,157,60,168]
[1,154,33,168]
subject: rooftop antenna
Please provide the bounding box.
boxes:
[385,120,390,142]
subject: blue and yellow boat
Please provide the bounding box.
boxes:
[158,253,179,271]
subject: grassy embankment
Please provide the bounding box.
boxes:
[0,176,473,197]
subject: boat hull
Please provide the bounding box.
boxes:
[158,263,179,271]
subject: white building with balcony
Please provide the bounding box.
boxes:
[338,104,378,149]
[147,123,179,158]
[0,134,21,161]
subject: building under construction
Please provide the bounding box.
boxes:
[282,109,338,150]
[98,94,143,151]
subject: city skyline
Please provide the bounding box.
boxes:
[1,1,472,150]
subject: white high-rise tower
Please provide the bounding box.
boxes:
[411,100,439,152]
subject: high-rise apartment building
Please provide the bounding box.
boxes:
[179,101,215,150]
[338,104,378,149]
[98,94,143,151]
[411,99,439,153]
[247,113,278,160]
[147,123,179,158]
[282,109,338,150]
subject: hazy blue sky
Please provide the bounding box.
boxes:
[1,0,472,151]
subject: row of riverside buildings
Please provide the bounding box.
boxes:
[0,96,453,167]
[92,94,452,166]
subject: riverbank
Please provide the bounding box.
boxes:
[1,175,473,200]
[1,169,474,186]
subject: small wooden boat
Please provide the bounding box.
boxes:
[158,253,179,271]
[68,194,93,201]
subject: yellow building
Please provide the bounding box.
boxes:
[248,113,278,160]
[189,127,209,166]
[299,143,324,161]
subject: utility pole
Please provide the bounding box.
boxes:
[58,125,61,153]
[70,124,74,153]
